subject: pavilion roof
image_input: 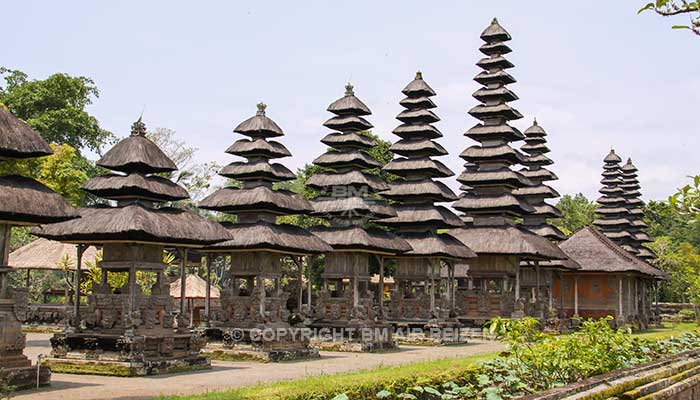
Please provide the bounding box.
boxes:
[205,221,331,255]
[308,225,411,254]
[0,107,52,159]
[8,238,99,270]
[448,225,567,261]
[97,119,177,174]
[170,273,220,299]
[0,175,78,225]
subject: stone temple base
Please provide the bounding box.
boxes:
[393,321,468,346]
[203,326,319,362]
[6,365,50,390]
[48,331,210,376]
[309,322,397,353]
[43,356,209,376]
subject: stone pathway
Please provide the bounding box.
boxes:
[16,333,504,400]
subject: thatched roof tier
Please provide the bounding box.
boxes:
[396,109,440,124]
[458,168,532,189]
[392,123,443,140]
[599,186,625,195]
[323,115,374,132]
[8,238,98,270]
[603,230,633,240]
[513,184,559,198]
[460,144,526,164]
[474,70,516,86]
[219,160,295,182]
[472,86,518,103]
[0,108,52,159]
[321,132,376,149]
[481,17,512,41]
[479,39,512,55]
[81,173,189,202]
[96,119,177,174]
[594,149,637,251]
[520,168,558,181]
[618,158,656,259]
[170,274,221,299]
[306,170,389,192]
[205,221,331,255]
[380,179,458,203]
[389,138,448,157]
[604,150,622,164]
[379,204,464,230]
[637,248,657,260]
[521,143,550,154]
[402,75,436,96]
[399,96,436,109]
[530,203,563,219]
[383,157,453,178]
[521,153,553,167]
[225,138,291,159]
[327,84,372,116]
[398,232,476,259]
[465,123,523,142]
[233,103,284,138]
[553,227,664,277]
[468,103,523,121]
[596,196,626,205]
[198,186,312,215]
[595,207,629,215]
[313,150,382,170]
[0,175,79,225]
[527,223,566,242]
[593,218,633,227]
[308,225,411,254]
[311,196,396,219]
[448,225,567,260]
[32,203,231,246]
[454,193,534,216]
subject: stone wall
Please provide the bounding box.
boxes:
[522,349,700,400]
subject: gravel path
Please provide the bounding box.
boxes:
[15,332,504,400]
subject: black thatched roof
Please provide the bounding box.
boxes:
[313,149,382,170]
[379,204,464,230]
[321,132,376,149]
[311,196,396,219]
[389,138,447,157]
[199,186,312,215]
[0,175,78,225]
[327,84,372,116]
[306,170,389,192]
[233,103,284,138]
[205,221,331,254]
[81,174,189,202]
[97,119,177,174]
[454,193,534,216]
[552,226,664,277]
[0,107,52,159]
[308,225,411,254]
[226,138,291,159]
[383,157,453,178]
[219,160,295,182]
[32,203,231,246]
[380,179,457,203]
[448,225,567,260]
[398,231,476,259]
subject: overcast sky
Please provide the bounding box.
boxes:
[4,1,699,201]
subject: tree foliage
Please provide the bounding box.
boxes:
[670,175,700,221]
[551,193,598,235]
[0,68,114,154]
[639,0,700,36]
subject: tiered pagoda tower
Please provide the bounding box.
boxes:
[306,83,411,351]
[620,159,656,260]
[380,72,475,334]
[34,118,231,376]
[198,103,331,361]
[0,108,77,388]
[516,119,565,241]
[448,18,566,324]
[593,150,636,253]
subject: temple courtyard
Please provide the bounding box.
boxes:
[16,333,505,400]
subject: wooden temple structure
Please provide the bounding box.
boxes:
[447,18,567,326]
[380,72,476,340]
[0,107,78,388]
[306,83,411,351]
[198,103,331,361]
[32,118,232,376]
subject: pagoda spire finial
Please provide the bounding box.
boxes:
[533,117,538,125]
[131,117,146,136]
[344,82,354,96]
[415,71,423,80]
[256,102,267,116]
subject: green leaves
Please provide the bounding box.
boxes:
[637,0,700,36]
[331,394,349,400]
[638,2,656,14]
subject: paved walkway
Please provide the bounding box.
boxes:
[16,333,504,400]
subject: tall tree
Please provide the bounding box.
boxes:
[639,0,700,36]
[0,68,114,153]
[551,193,598,235]
[670,175,700,222]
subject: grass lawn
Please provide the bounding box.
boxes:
[159,352,497,400]
[632,322,699,340]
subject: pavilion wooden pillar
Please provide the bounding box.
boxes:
[618,276,624,322]
[558,271,565,318]
[306,263,312,307]
[573,275,579,318]
[73,244,87,328]
[179,248,188,315]
[634,278,639,316]
[295,256,303,312]
[514,266,521,308]
[377,255,384,316]
[0,225,10,298]
[204,254,212,321]
[429,258,437,314]
[535,261,542,318]
[258,275,266,318]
